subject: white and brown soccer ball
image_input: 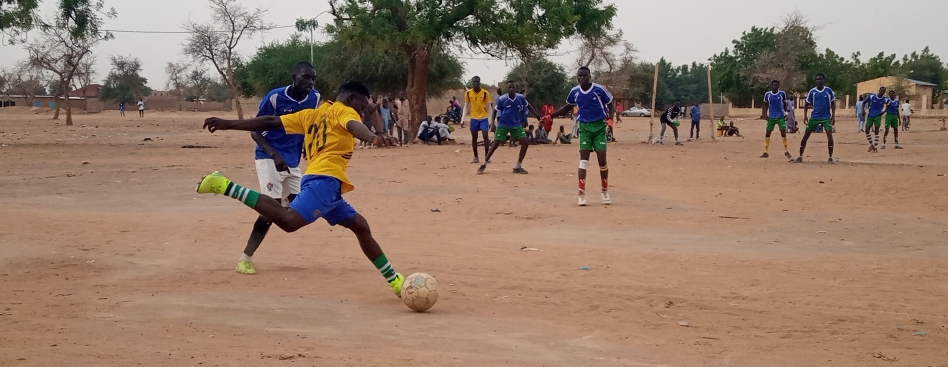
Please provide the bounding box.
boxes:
[402,272,438,312]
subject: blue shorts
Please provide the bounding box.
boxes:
[288,175,358,226]
[691,120,700,125]
[470,118,489,132]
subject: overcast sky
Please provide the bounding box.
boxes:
[2,0,946,91]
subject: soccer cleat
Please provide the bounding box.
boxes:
[675,141,683,146]
[471,157,479,163]
[658,139,664,145]
[894,144,903,149]
[389,272,404,298]
[828,158,835,164]
[880,144,885,149]
[784,151,793,159]
[477,164,487,174]
[601,191,611,205]
[760,152,769,158]
[578,193,587,206]
[236,260,256,275]
[792,157,803,163]
[196,171,231,194]
[512,167,529,174]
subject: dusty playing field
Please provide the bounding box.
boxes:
[1,109,947,367]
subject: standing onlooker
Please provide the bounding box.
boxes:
[119,102,125,117]
[615,101,623,123]
[397,95,410,144]
[137,98,144,117]
[855,95,866,132]
[900,98,912,131]
[785,97,798,133]
[689,102,701,139]
[380,98,393,136]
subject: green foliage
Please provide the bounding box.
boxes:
[99,56,151,104]
[625,61,655,105]
[206,78,232,102]
[235,34,464,98]
[504,57,571,107]
[710,26,777,106]
[0,0,38,40]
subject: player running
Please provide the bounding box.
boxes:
[550,66,615,206]
[864,87,887,153]
[234,61,320,275]
[760,80,792,158]
[658,100,683,145]
[197,80,406,298]
[476,81,540,174]
[795,73,836,163]
[462,76,494,163]
[881,90,903,149]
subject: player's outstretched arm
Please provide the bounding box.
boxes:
[203,116,282,133]
[347,120,397,147]
[549,104,574,119]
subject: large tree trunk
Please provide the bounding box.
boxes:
[404,44,431,143]
[227,66,244,119]
[65,90,73,126]
[52,80,63,120]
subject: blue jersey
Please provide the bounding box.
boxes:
[254,86,320,167]
[566,83,613,123]
[764,90,787,119]
[886,99,900,115]
[865,94,888,118]
[495,93,530,127]
[690,105,701,121]
[805,86,835,120]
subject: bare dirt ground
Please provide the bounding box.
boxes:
[1,109,947,367]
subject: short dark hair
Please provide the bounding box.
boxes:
[578,66,590,72]
[294,61,315,72]
[507,80,515,84]
[472,76,480,80]
[816,72,825,79]
[338,80,370,98]
[771,80,779,84]
[434,116,441,122]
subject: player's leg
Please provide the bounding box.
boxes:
[659,121,667,144]
[196,171,308,232]
[779,128,791,158]
[237,160,282,274]
[873,124,880,151]
[882,125,889,148]
[336,213,404,297]
[670,123,681,145]
[595,147,610,204]
[578,150,591,206]
[894,121,902,148]
[694,121,701,139]
[481,130,490,161]
[794,123,814,162]
[825,123,835,163]
[864,117,874,151]
[761,120,774,157]
[512,126,529,173]
[478,128,504,173]
[689,122,695,139]
[470,120,481,162]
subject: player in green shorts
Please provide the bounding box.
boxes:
[881,90,903,149]
[477,81,540,174]
[550,66,615,206]
[795,73,836,164]
[761,80,792,158]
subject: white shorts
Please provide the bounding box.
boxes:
[255,159,302,203]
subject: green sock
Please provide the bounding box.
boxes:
[224,182,260,208]
[372,253,398,283]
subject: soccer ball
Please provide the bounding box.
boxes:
[402,272,438,312]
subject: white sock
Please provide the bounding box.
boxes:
[239,253,252,262]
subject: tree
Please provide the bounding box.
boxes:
[186,68,212,101]
[747,12,818,96]
[505,58,570,107]
[235,34,463,99]
[326,0,617,139]
[1,0,40,43]
[900,47,945,100]
[206,78,232,102]
[100,56,151,104]
[183,0,270,119]
[711,26,777,106]
[625,61,655,105]
[165,61,190,101]
[26,1,113,125]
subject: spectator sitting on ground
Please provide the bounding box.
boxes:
[417,115,443,145]
[430,116,453,143]
[534,123,552,144]
[554,125,572,144]
[726,121,742,137]
[716,116,728,132]
[526,124,536,143]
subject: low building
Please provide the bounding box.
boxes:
[856,76,937,109]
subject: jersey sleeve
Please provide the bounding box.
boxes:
[280,108,316,135]
[827,88,836,101]
[464,91,471,104]
[597,86,614,104]
[484,91,493,104]
[336,106,362,132]
[805,90,815,104]
[257,92,275,117]
[565,89,578,105]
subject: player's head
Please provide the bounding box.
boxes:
[859,95,865,101]
[434,115,441,122]
[471,76,481,90]
[815,73,825,87]
[771,80,780,91]
[577,66,591,86]
[336,80,371,111]
[878,86,886,96]
[559,125,565,132]
[371,94,378,102]
[674,99,681,107]
[888,90,896,99]
[292,61,316,93]
[506,81,516,95]
[905,98,910,102]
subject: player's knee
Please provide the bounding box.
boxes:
[578,159,589,170]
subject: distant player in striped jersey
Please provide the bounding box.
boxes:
[881,89,903,149]
[795,73,836,163]
[760,80,792,158]
[658,100,683,145]
[863,87,887,153]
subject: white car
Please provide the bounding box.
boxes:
[621,107,652,117]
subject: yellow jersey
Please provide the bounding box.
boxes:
[464,88,493,119]
[280,101,360,193]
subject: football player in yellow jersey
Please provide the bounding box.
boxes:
[197,81,407,298]
[461,76,494,163]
